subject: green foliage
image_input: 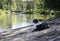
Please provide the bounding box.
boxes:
[0,0,17,10]
[45,0,60,11]
[23,0,45,14]
[55,11,60,17]
[33,0,45,14]
[24,9,34,14]
[24,1,34,14]
[0,3,3,9]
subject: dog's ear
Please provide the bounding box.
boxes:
[33,19,39,24]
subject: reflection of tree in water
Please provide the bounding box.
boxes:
[26,14,33,21]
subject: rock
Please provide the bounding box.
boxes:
[0,25,60,41]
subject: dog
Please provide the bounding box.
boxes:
[33,19,49,31]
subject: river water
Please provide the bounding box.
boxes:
[0,12,51,32]
[0,13,33,32]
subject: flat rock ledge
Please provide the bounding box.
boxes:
[0,25,60,41]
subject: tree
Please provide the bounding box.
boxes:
[24,1,34,14]
[45,0,60,11]
[11,0,17,11]
[44,0,60,17]
[0,0,7,9]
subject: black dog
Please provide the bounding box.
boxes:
[33,19,49,31]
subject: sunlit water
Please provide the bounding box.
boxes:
[0,13,53,32]
[0,13,34,32]
[0,22,33,32]
[12,22,33,29]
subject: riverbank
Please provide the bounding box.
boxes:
[0,25,60,41]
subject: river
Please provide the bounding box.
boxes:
[0,12,53,32]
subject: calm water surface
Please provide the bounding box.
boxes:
[0,13,52,32]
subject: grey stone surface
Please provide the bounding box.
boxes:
[0,25,60,41]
